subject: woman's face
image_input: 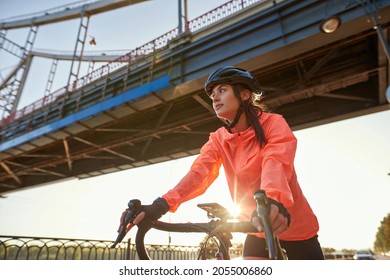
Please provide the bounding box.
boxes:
[210,84,241,122]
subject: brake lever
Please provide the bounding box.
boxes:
[111,199,141,248]
[254,190,278,259]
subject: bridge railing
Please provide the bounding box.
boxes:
[0,235,201,260]
[0,0,99,24]
[0,0,274,127]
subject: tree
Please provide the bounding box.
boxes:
[374,213,390,254]
[322,247,336,254]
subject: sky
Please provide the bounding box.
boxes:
[0,0,389,251]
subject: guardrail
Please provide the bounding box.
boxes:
[0,0,272,126]
[0,235,201,260]
[0,235,128,260]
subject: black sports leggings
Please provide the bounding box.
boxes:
[243,234,325,260]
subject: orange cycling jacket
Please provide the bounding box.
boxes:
[162,112,319,241]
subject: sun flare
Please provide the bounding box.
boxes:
[229,204,241,218]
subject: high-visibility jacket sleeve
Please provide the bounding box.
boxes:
[260,115,296,208]
[162,139,222,212]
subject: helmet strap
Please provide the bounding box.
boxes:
[224,85,245,132]
[224,103,245,132]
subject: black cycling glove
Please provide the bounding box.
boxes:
[141,197,170,221]
[252,198,291,227]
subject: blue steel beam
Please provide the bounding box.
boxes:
[0,76,170,152]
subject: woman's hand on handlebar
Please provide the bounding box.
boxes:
[251,203,289,236]
[141,197,170,221]
[117,197,170,233]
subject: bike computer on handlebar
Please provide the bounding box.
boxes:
[197,203,233,220]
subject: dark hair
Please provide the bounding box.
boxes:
[236,84,269,147]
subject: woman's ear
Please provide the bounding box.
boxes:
[240,89,251,101]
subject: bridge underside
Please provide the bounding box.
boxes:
[0,0,389,194]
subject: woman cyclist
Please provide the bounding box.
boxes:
[119,66,324,260]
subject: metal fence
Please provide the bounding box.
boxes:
[0,235,201,260]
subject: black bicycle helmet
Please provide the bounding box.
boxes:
[204,66,262,96]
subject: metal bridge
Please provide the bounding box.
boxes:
[0,0,389,195]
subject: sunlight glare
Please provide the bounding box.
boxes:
[229,204,241,219]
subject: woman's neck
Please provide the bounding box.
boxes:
[229,114,250,133]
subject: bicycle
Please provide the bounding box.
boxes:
[111,190,287,260]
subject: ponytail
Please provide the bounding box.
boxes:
[245,102,267,147]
